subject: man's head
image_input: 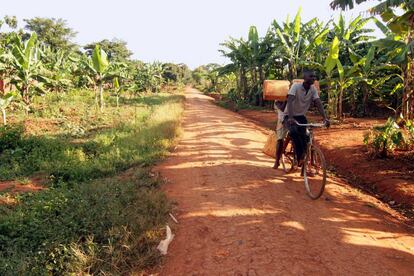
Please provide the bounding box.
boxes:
[303,69,316,85]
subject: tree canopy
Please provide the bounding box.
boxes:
[83,39,133,62]
[24,17,77,50]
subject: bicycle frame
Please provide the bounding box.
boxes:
[296,123,325,149]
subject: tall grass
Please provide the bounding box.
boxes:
[0,89,184,274]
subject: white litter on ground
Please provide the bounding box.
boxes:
[157,225,174,255]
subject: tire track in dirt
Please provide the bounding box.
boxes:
[155,88,414,275]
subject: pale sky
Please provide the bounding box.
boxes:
[1,0,376,68]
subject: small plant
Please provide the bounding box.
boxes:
[0,124,24,153]
[406,120,414,146]
[364,117,404,158]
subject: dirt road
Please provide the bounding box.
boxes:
[156,88,414,275]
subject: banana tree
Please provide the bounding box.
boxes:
[10,33,45,110]
[220,37,250,101]
[40,47,74,93]
[336,60,356,118]
[332,14,372,63]
[272,8,304,80]
[0,92,15,125]
[331,0,414,120]
[113,77,121,107]
[110,62,129,107]
[349,46,386,115]
[374,21,414,120]
[85,45,110,111]
[134,62,164,93]
[307,36,341,118]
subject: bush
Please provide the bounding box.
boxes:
[0,170,169,275]
[406,120,414,145]
[0,125,24,153]
[364,117,405,158]
[0,92,184,274]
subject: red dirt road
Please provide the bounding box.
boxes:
[156,88,414,275]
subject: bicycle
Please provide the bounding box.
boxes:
[281,122,327,200]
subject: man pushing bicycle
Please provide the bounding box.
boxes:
[283,69,330,167]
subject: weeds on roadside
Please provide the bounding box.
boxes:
[364,117,414,158]
[0,90,184,274]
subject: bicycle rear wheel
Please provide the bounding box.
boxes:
[303,145,327,199]
[281,138,295,173]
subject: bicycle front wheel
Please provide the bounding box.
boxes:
[303,145,327,200]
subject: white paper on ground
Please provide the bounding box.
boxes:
[157,225,174,255]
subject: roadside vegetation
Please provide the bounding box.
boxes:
[193,0,414,159]
[0,16,188,274]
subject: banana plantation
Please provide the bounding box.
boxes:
[2,1,414,275]
[0,16,191,124]
[196,4,414,123]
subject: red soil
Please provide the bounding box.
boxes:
[155,88,414,274]
[0,175,46,194]
[236,109,414,210]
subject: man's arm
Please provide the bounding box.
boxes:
[287,95,296,124]
[314,98,330,126]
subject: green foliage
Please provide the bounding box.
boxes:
[9,32,46,108]
[84,39,133,62]
[0,171,169,275]
[0,92,183,182]
[363,117,404,158]
[0,91,184,274]
[405,119,414,145]
[0,124,24,153]
[134,62,165,93]
[24,17,77,51]
[0,92,16,125]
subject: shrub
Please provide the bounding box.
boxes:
[0,170,169,275]
[364,117,404,158]
[0,125,24,153]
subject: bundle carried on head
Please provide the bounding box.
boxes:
[263,79,320,101]
[262,80,290,101]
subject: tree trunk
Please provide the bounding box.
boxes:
[22,86,30,114]
[116,94,119,108]
[94,85,98,106]
[338,87,344,120]
[326,79,335,118]
[258,66,265,107]
[241,68,248,102]
[99,82,104,112]
[362,82,369,116]
[288,62,294,81]
[252,67,258,105]
[0,79,4,94]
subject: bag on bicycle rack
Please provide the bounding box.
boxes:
[263,132,277,158]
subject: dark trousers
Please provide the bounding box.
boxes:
[284,115,308,161]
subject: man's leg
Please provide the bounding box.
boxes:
[273,139,284,169]
[294,115,308,163]
[286,123,303,162]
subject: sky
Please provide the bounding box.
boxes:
[1,0,377,68]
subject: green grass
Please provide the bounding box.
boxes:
[0,89,184,275]
[215,95,267,112]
